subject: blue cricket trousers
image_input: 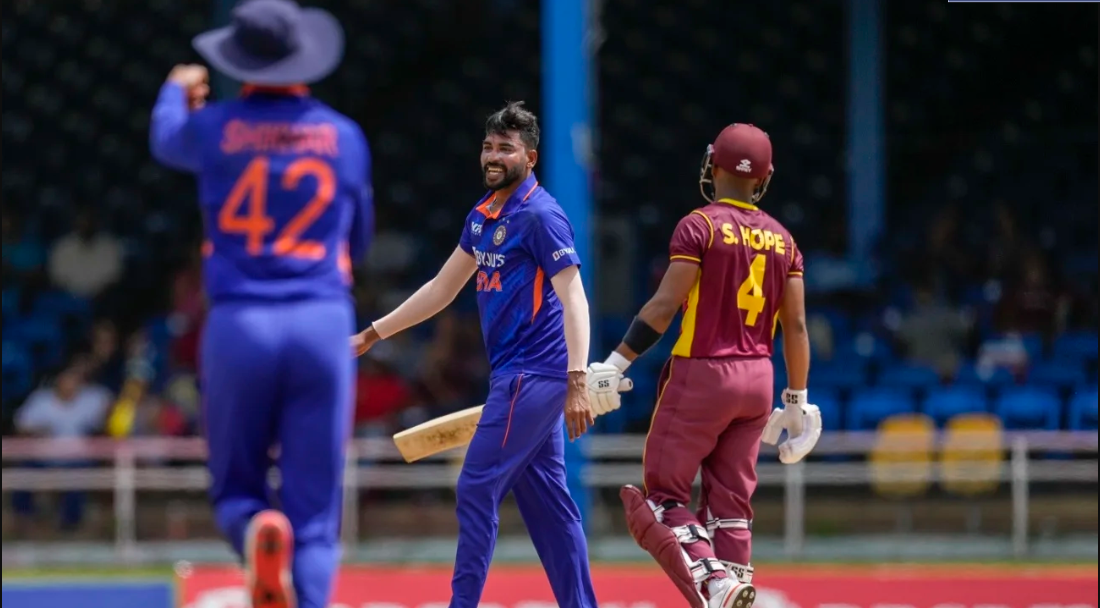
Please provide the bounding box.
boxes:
[201,298,354,608]
[450,372,598,608]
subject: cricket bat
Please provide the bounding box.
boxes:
[392,405,485,463]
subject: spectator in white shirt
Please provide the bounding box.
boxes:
[47,208,123,299]
[12,363,113,532]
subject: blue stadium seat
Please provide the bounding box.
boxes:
[835,334,894,363]
[1020,333,1044,363]
[2,341,33,400]
[923,387,989,426]
[878,363,941,391]
[624,372,658,425]
[954,362,1016,389]
[6,316,65,368]
[595,405,627,434]
[994,387,1062,430]
[1067,387,1098,430]
[809,361,867,391]
[772,356,787,391]
[2,289,19,319]
[814,389,843,432]
[32,290,91,321]
[600,316,630,351]
[1053,331,1098,361]
[1028,360,1088,391]
[847,388,917,431]
[813,308,853,345]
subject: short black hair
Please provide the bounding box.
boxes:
[485,101,540,150]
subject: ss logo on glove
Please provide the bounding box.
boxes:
[585,361,634,417]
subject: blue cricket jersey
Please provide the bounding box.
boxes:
[149,83,373,303]
[459,173,582,380]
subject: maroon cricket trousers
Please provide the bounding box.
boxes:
[642,355,773,567]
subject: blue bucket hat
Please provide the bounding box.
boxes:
[192,0,344,86]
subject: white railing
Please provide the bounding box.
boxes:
[2,432,1097,560]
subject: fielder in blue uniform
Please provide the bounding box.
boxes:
[354,102,599,608]
[148,2,369,607]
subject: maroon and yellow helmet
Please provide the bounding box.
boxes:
[699,123,774,204]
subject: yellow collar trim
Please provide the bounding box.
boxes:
[717,198,759,211]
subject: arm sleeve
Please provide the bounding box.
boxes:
[371,247,476,339]
[149,82,202,173]
[789,237,805,277]
[347,128,374,263]
[669,211,712,264]
[550,266,590,371]
[530,205,582,278]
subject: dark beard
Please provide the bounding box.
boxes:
[483,164,523,191]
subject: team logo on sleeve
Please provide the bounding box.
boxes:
[493,225,507,246]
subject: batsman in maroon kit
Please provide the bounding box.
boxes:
[587,124,823,608]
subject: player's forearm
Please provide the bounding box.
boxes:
[373,248,475,339]
[149,83,200,172]
[607,300,675,369]
[782,320,810,391]
[636,296,680,334]
[551,267,591,371]
[371,279,453,339]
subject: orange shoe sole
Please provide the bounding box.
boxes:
[245,510,297,608]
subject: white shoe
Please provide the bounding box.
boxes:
[707,577,756,608]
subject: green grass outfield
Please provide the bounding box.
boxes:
[4,560,1097,581]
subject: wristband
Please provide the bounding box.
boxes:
[622,316,663,357]
[605,351,631,373]
[782,388,808,407]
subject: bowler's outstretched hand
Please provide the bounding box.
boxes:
[351,326,380,357]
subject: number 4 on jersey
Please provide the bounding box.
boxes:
[218,156,335,259]
[737,254,767,326]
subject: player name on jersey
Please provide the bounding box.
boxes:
[718,223,789,254]
[220,120,340,157]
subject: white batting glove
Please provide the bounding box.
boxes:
[586,354,634,417]
[761,389,822,464]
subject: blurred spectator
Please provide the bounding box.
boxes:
[104,328,162,438]
[83,319,126,393]
[47,207,123,300]
[162,373,201,434]
[984,202,1023,281]
[925,205,976,297]
[13,363,112,439]
[996,250,1070,339]
[169,247,206,372]
[415,311,487,415]
[128,393,189,437]
[354,342,411,437]
[894,284,972,377]
[11,363,112,532]
[2,206,46,288]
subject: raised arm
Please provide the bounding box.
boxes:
[149,65,210,173]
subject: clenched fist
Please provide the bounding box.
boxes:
[166,64,210,110]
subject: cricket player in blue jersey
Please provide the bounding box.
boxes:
[148,2,370,607]
[354,102,601,608]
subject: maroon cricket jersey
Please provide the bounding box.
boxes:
[668,198,805,358]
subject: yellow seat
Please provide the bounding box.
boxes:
[940,412,1004,497]
[870,413,936,499]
